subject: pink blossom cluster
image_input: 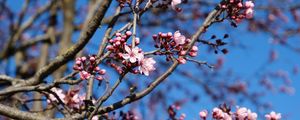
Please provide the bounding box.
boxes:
[106,31,156,76]
[47,88,85,109]
[47,88,99,119]
[220,0,254,23]
[265,111,282,120]
[152,31,198,64]
[73,55,106,81]
[64,88,87,109]
[198,106,281,120]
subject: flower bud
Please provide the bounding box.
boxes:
[177,57,187,64]
[126,31,132,36]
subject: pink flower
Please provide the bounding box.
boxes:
[199,110,208,119]
[47,88,65,103]
[65,93,86,109]
[212,107,225,119]
[236,107,257,120]
[173,31,186,45]
[139,57,156,76]
[122,45,144,63]
[245,1,254,8]
[69,94,81,109]
[179,113,186,120]
[247,111,258,120]
[212,107,232,120]
[171,0,182,10]
[265,111,281,120]
[92,116,99,120]
[245,8,254,19]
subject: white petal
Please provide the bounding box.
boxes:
[129,57,136,63]
[124,45,131,53]
[122,54,130,59]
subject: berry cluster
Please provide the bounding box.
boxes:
[220,0,254,24]
[152,31,198,64]
[73,55,106,81]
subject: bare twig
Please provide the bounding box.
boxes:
[186,57,214,69]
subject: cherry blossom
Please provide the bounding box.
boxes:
[179,113,186,120]
[199,110,208,119]
[265,111,282,120]
[212,107,225,119]
[47,88,66,103]
[245,1,255,8]
[173,31,186,45]
[139,57,156,76]
[236,107,257,120]
[122,45,144,63]
[245,8,254,19]
[92,116,99,120]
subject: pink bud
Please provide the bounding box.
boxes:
[73,66,79,70]
[106,45,114,51]
[126,31,132,36]
[178,57,187,64]
[186,39,191,43]
[121,35,127,39]
[82,71,88,76]
[99,69,106,75]
[94,66,100,71]
[77,66,83,71]
[132,69,139,74]
[179,113,186,120]
[135,37,140,45]
[167,32,173,37]
[221,5,227,9]
[189,52,198,57]
[179,51,187,56]
[191,46,198,52]
[161,33,167,38]
[115,32,122,37]
[75,60,81,65]
[80,73,85,80]
[76,57,81,61]
[115,36,121,41]
[170,41,176,46]
[120,38,125,42]
[237,2,243,7]
[158,32,162,36]
[152,34,158,40]
[81,56,87,61]
[96,76,103,81]
[89,56,95,61]
[114,41,121,46]
[199,110,208,119]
